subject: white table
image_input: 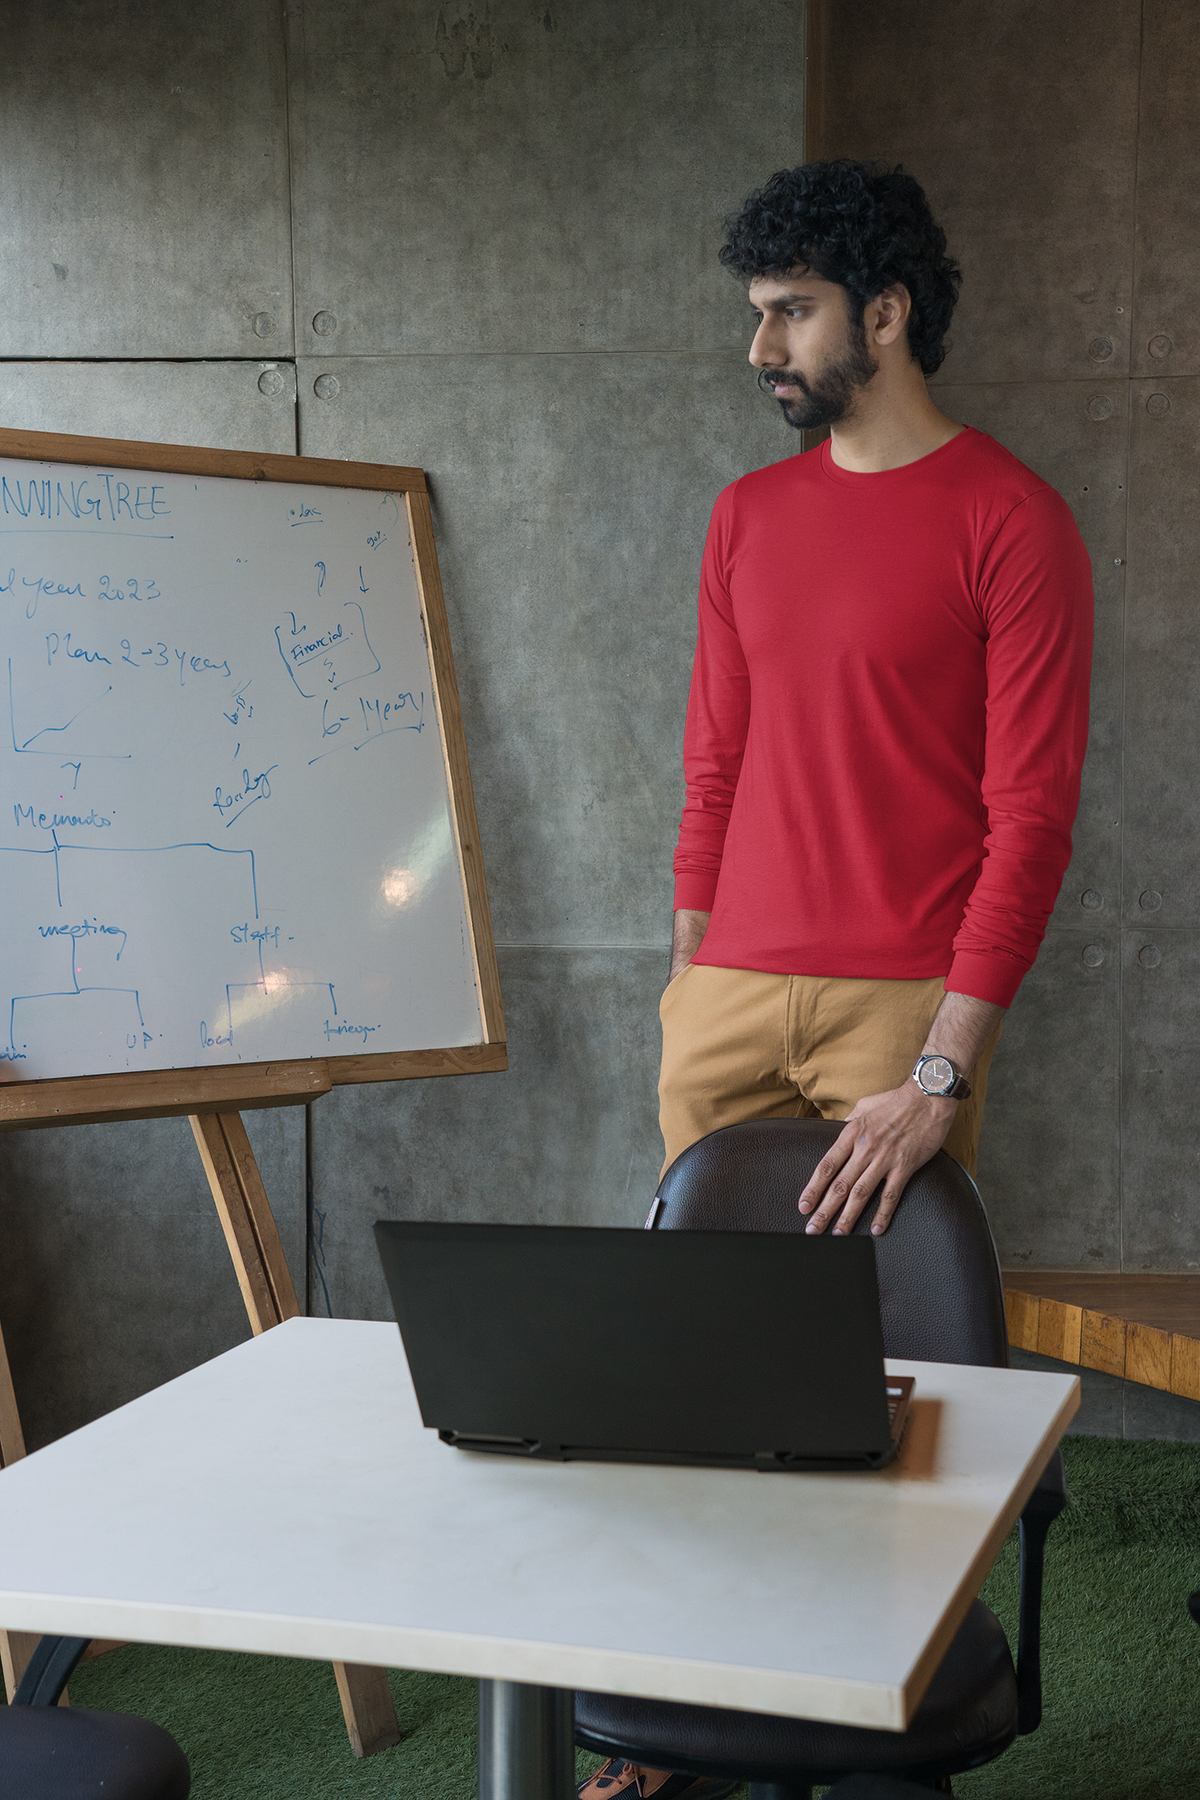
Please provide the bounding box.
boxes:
[0,1318,1078,1797]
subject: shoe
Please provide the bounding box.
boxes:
[577,1757,738,1800]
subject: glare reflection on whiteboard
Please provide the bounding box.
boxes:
[381,810,454,913]
[227,971,315,1033]
[383,868,419,909]
[260,967,300,997]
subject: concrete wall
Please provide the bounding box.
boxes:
[0,1,804,1446]
[817,3,1199,1279]
[6,0,1194,1452]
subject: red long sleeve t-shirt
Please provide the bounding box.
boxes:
[673,427,1094,1009]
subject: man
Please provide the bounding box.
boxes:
[580,158,1091,1800]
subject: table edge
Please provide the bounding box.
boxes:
[0,1592,910,1730]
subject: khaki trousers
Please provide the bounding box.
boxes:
[658,964,999,1180]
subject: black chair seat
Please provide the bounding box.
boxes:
[576,1599,1017,1788]
[0,1704,190,1799]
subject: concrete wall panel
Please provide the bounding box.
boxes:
[296,352,788,948]
[976,929,1120,1271]
[1131,0,1200,379]
[287,0,803,355]
[933,380,1126,927]
[1120,928,1200,1271]
[0,1103,303,1453]
[820,0,1141,386]
[309,946,664,1324]
[0,1,294,358]
[0,361,297,452]
[1118,360,1200,1278]
[1123,375,1200,926]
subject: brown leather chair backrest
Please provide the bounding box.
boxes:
[652,1117,1009,1368]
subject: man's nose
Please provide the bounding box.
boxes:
[748,319,781,368]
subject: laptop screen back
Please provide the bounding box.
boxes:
[375,1222,892,1462]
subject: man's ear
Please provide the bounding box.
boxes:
[870,284,913,350]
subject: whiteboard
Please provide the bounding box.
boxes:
[0,446,490,1083]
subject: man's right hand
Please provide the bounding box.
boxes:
[669,908,711,983]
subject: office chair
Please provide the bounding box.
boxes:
[574,1119,1067,1800]
[0,1634,190,1798]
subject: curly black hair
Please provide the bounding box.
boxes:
[719,160,962,377]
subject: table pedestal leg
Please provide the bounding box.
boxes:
[478,1679,574,1800]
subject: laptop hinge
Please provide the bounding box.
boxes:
[439,1431,543,1456]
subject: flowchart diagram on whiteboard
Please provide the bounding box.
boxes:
[0,454,487,1081]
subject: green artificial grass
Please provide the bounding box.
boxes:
[65,1436,1200,1799]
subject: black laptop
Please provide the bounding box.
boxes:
[374,1221,913,1473]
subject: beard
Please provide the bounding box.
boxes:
[758,313,877,430]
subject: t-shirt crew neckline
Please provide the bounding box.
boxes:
[819,423,974,486]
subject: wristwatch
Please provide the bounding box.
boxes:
[911,1053,972,1101]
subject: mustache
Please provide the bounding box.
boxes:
[757,366,809,398]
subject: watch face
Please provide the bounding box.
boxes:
[919,1056,955,1095]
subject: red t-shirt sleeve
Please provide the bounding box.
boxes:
[945,487,1095,1007]
[673,485,749,912]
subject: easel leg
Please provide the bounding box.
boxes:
[0,1314,25,1470]
[335,1663,403,1756]
[0,1630,43,1701]
[191,1111,401,1757]
[191,1111,300,1332]
[0,1318,55,1703]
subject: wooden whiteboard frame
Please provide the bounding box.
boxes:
[0,427,506,1130]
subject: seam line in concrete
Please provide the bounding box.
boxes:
[494,942,669,951]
